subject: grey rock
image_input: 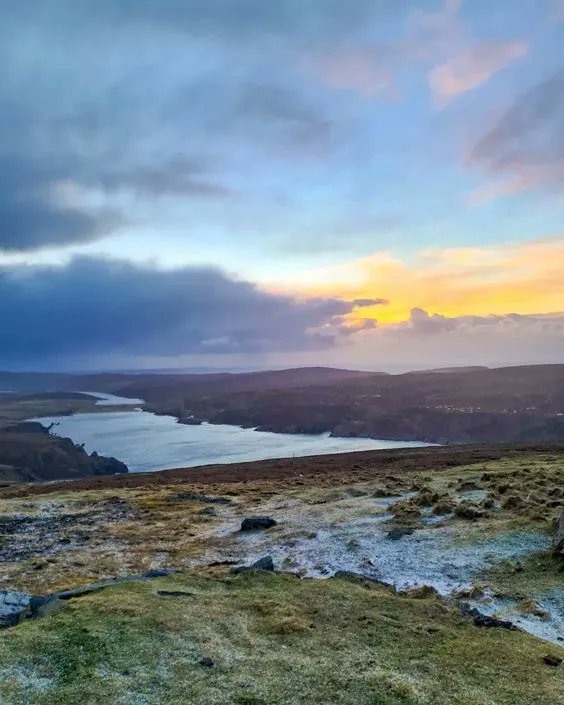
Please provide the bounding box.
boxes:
[231,556,275,574]
[461,604,517,630]
[178,417,204,426]
[0,590,32,627]
[333,570,369,582]
[144,568,175,579]
[29,595,65,619]
[240,516,277,532]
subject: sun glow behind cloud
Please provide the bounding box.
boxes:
[284,237,564,326]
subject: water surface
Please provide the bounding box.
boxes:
[32,393,432,473]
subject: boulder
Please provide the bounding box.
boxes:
[230,556,275,574]
[240,516,277,532]
[0,591,32,627]
[461,605,517,630]
[177,417,204,426]
[552,512,564,558]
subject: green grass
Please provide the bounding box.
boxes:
[0,571,562,705]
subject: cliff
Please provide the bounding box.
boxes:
[0,423,128,483]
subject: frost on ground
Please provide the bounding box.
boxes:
[468,588,564,644]
[0,451,562,648]
[215,497,549,592]
[201,486,561,644]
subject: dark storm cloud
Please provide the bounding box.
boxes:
[0,257,356,364]
[470,71,564,186]
[0,156,120,252]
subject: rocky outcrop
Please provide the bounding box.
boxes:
[240,516,277,532]
[460,604,517,630]
[0,423,128,482]
[0,591,32,627]
[0,570,176,629]
[553,512,564,558]
[230,556,275,574]
[177,416,203,426]
[3,422,49,435]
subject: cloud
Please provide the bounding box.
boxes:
[466,173,534,206]
[0,256,364,365]
[327,306,564,371]
[101,159,234,198]
[302,0,467,99]
[429,41,528,105]
[0,156,121,252]
[352,298,389,307]
[1,2,363,253]
[407,307,457,333]
[469,71,564,195]
[296,237,564,325]
[398,307,564,337]
[233,85,334,155]
[267,304,564,372]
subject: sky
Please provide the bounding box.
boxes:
[1,0,563,372]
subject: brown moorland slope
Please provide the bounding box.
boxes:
[127,365,564,444]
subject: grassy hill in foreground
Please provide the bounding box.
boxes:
[0,444,562,704]
[0,570,562,705]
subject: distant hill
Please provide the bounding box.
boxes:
[128,364,564,445]
[1,364,564,445]
[406,366,489,375]
[0,366,381,395]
